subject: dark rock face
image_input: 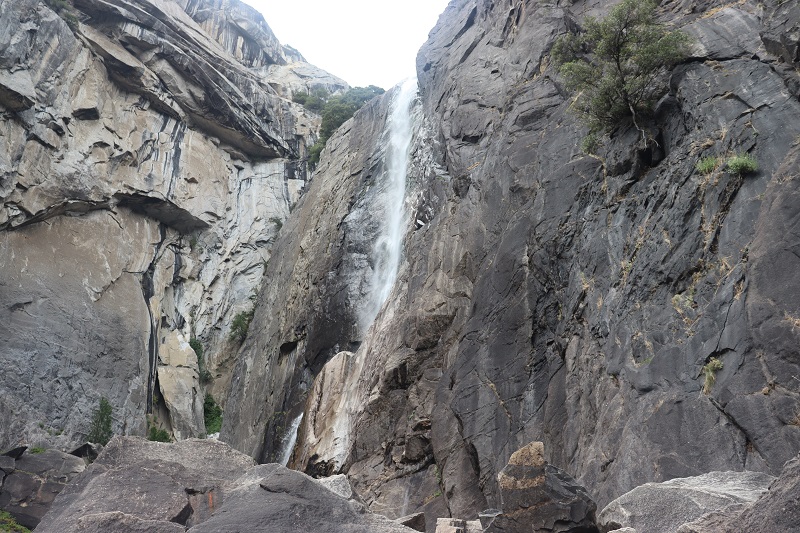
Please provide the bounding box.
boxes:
[731,455,800,532]
[35,436,415,533]
[228,0,800,525]
[0,448,86,529]
[486,442,598,533]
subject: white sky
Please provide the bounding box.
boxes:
[243,0,452,90]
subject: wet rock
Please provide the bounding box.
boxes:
[597,470,775,533]
[0,448,86,529]
[222,88,403,464]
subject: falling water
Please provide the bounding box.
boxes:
[361,77,418,332]
[278,413,303,466]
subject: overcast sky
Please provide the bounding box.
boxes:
[243,0,452,90]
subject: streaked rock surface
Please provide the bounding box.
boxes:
[224,0,800,526]
[0,0,343,448]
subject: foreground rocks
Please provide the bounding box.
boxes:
[677,454,800,533]
[597,470,774,532]
[36,437,416,533]
[0,447,86,529]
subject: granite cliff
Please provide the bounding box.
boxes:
[0,0,346,449]
[222,0,800,527]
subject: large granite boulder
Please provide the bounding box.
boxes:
[677,454,800,533]
[35,436,415,533]
[35,436,256,532]
[597,470,775,532]
[0,448,86,529]
[189,464,416,533]
[485,442,598,533]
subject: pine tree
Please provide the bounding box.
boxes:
[552,0,691,137]
[87,397,113,445]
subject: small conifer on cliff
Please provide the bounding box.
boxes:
[552,0,691,137]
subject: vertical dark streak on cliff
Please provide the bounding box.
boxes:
[142,223,166,414]
[168,121,186,199]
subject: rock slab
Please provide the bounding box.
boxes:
[0,448,86,529]
[35,436,415,533]
[598,470,775,532]
[677,454,800,533]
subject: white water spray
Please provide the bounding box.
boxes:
[278,413,303,466]
[361,78,418,332]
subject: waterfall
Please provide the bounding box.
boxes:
[360,77,418,332]
[278,413,303,466]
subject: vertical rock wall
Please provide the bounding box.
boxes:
[228,0,800,527]
[0,0,345,449]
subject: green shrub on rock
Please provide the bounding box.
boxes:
[297,85,385,168]
[204,394,223,434]
[726,153,758,176]
[552,0,691,137]
[229,309,255,343]
[190,338,213,383]
[695,156,721,175]
[44,0,79,29]
[0,511,30,533]
[147,420,171,442]
[702,357,724,394]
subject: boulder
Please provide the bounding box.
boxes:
[485,442,599,533]
[189,464,416,533]
[35,436,256,532]
[398,511,427,532]
[597,470,775,532]
[0,448,86,529]
[35,436,416,533]
[69,442,102,463]
[677,454,800,533]
[316,473,360,501]
[0,455,14,474]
